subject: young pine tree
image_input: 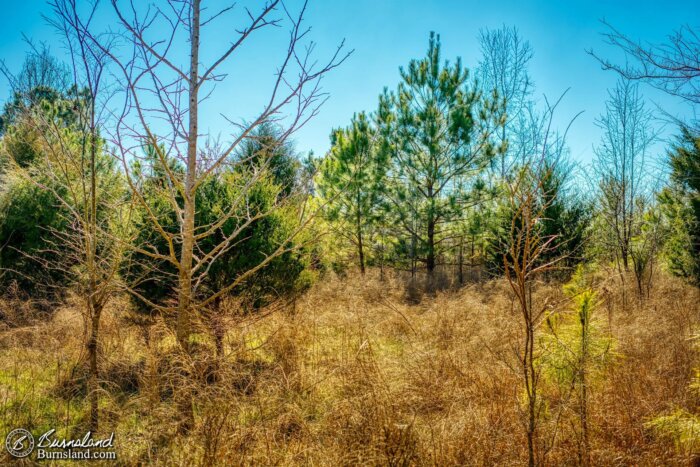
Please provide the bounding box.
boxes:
[317,112,387,274]
[377,32,501,280]
[658,128,700,284]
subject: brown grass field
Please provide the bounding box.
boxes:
[1,269,699,465]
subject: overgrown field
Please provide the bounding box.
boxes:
[1,269,698,465]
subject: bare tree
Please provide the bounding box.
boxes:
[50,0,127,433]
[594,79,656,276]
[64,0,348,431]
[629,201,665,298]
[478,25,534,178]
[2,0,129,432]
[503,93,578,467]
[592,22,700,105]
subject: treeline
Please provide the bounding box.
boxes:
[315,29,699,294]
[0,1,698,448]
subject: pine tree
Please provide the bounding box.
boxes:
[659,127,700,283]
[486,161,588,277]
[377,32,499,280]
[317,112,387,274]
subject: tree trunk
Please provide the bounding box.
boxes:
[410,230,417,278]
[426,218,436,275]
[357,220,365,275]
[458,238,464,285]
[379,233,385,281]
[87,89,101,433]
[87,301,102,432]
[177,0,201,355]
[356,191,365,275]
[621,243,629,272]
[580,310,591,467]
[175,0,201,434]
[213,295,224,358]
[524,284,537,467]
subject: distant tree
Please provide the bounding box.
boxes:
[658,128,700,283]
[593,79,656,273]
[377,32,500,281]
[487,159,588,277]
[0,171,70,300]
[236,122,300,197]
[0,45,70,134]
[453,178,495,284]
[478,25,534,178]
[317,112,387,274]
[630,202,665,297]
[486,90,587,278]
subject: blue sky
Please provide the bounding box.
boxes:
[1,0,698,167]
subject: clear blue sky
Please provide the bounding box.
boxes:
[1,0,698,166]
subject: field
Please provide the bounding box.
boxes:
[1,269,698,465]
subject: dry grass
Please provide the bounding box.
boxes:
[0,269,698,465]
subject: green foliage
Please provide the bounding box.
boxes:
[486,163,589,277]
[198,171,309,308]
[236,122,300,197]
[0,173,69,299]
[0,87,67,136]
[0,84,115,301]
[646,410,700,454]
[1,114,43,169]
[317,112,387,272]
[646,333,700,454]
[658,128,700,284]
[628,202,665,295]
[541,265,614,390]
[120,146,181,310]
[377,32,500,273]
[124,137,310,313]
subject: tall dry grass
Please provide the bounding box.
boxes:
[0,268,698,465]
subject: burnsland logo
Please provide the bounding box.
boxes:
[5,429,34,458]
[5,428,116,460]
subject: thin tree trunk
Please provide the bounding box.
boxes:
[410,230,417,278]
[522,283,537,467]
[87,92,101,433]
[357,213,365,275]
[580,310,591,467]
[458,237,464,285]
[213,295,224,358]
[177,0,202,354]
[87,301,102,432]
[175,0,201,433]
[426,218,436,275]
[471,235,477,281]
[635,262,644,299]
[379,232,385,281]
